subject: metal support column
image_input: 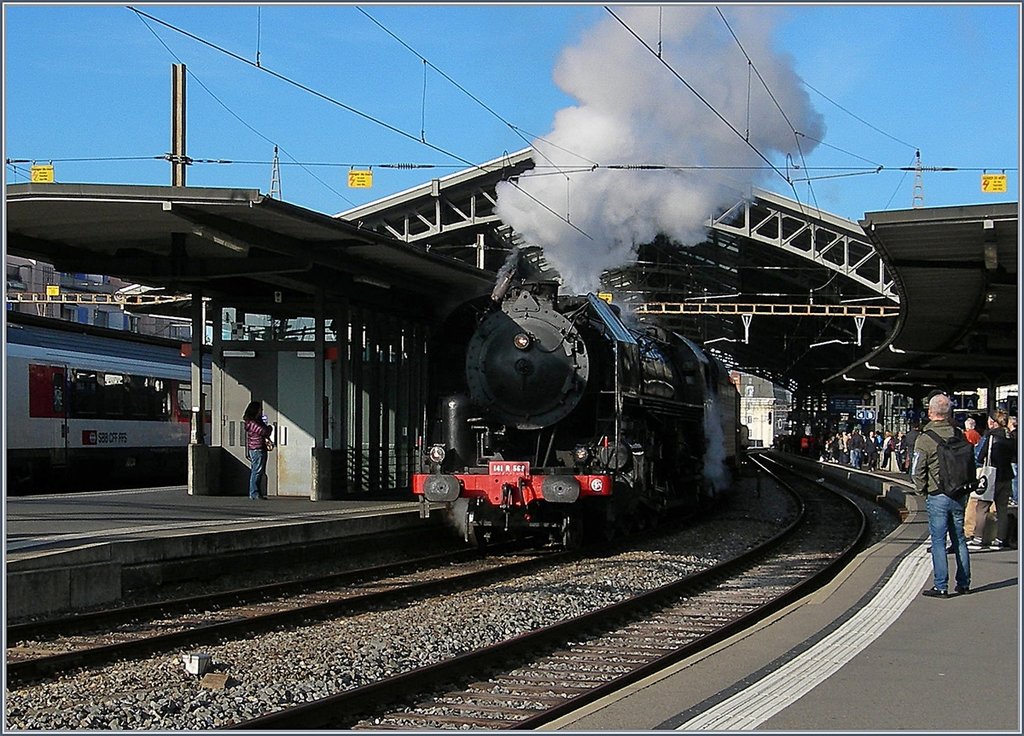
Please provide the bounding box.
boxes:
[188,288,214,495]
[311,287,331,500]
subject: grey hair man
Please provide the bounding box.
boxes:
[912,392,971,597]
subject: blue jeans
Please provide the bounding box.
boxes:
[925,492,970,591]
[850,449,862,468]
[248,448,267,499]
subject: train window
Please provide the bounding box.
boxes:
[125,375,152,419]
[103,373,126,418]
[177,385,192,417]
[144,378,171,421]
[70,370,100,417]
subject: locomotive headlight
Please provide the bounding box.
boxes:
[513,332,532,350]
[573,445,590,462]
[427,444,447,464]
[589,477,605,492]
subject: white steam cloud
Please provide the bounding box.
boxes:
[495,6,825,293]
[702,393,732,497]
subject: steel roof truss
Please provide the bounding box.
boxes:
[710,197,897,300]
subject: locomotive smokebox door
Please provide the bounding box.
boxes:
[465,291,589,430]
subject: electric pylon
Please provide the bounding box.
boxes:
[270,145,282,199]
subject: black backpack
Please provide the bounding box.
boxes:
[925,429,978,499]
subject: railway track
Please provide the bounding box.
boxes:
[6,463,887,731]
[226,456,868,730]
[5,545,568,686]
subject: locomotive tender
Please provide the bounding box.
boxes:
[412,280,742,546]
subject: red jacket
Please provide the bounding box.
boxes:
[245,417,273,451]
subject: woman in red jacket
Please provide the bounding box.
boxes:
[243,400,274,500]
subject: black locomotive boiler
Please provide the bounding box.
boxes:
[412,281,742,546]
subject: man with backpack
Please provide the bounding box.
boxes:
[911,392,973,598]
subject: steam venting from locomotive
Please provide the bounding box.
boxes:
[702,395,731,496]
[494,5,825,293]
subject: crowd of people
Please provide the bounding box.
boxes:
[788,395,1017,599]
[820,426,913,473]
[819,413,1018,511]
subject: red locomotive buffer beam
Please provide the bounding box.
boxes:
[412,463,611,507]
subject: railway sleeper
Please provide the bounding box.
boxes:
[436,693,566,707]
[466,681,589,696]
[366,712,520,728]
[417,701,547,716]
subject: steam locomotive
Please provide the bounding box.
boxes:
[412,278,742,547]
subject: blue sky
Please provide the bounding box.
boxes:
[3,3,1020,225]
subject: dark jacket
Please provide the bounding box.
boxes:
[912,419,956,495]
[976,428,1016,482]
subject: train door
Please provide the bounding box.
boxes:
[274,352,316,497]
[27,362,69,473]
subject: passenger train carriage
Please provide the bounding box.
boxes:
[5,313,211,494]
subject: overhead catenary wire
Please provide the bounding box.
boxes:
[801,79,918,152]
[715,7,821,214]
[128,6,593,239]
[132,9,356,206]
[7,155,1008,175]
[355,9,586,197]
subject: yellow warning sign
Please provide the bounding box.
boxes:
[348,170,373,188]
[597,292,613,304]
[981,173,1007,193]
[31,165,55,183]
[46,284,60,296]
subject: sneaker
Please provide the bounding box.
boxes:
[954,585,971,595]
[922,587,949,598]
[967,538,987,550]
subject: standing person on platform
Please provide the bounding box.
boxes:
[866,430,880,470]
[903,421,922,475]
[1009,416,1018,508]
[912,392,971,597]
[848,427,866,469]
[879,430,892,470]
[971,410,1016,549]
[243,400,275,501]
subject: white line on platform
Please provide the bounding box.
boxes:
[675,545,933,730]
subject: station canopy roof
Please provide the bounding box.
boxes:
[4,183,495,320]
[829,202,1019,394]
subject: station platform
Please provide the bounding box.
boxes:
[5,470,1019,732]
[545,465,1021,732]
[5,487,446,619]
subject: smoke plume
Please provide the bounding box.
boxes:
[495,6,825,293]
